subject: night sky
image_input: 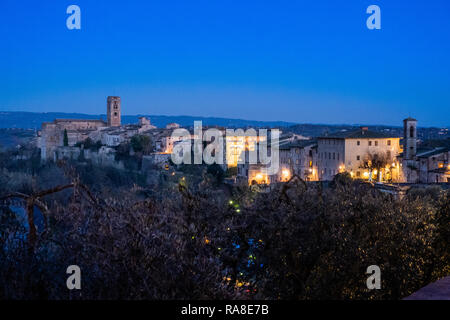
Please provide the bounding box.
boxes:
[1,0,449,126]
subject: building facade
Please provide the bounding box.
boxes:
[399,118,450,183]
[39,119,106,160]
[279,139,318,182]
[317,127,402,182]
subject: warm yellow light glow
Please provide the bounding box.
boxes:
[281,169,290,181]
[250,171,269,185]
[392,162,396,167]
[225,135,266,167]
[350,171,354,177]
[373,170,378,175]
[363,172,369,177]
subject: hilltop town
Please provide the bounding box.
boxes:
[35,96,449,186]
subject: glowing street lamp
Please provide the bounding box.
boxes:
[281,169,290,181]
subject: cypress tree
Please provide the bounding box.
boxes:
[63,129,69,146]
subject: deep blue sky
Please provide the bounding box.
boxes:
[1,0,449,127]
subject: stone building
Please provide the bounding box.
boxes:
[39,119,106,160]
[399,118,450,183]
[39,96,122,160]
[166,123,180,130]
[279,139,318,181]
[317,127,402,181]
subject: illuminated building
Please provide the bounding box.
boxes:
[225,135,265,167]
[279,139,318,181]
[399,118,450,183]
[317,127,402,182]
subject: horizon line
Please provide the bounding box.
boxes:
[0,109,449,129]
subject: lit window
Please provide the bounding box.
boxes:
[387,140,391,146]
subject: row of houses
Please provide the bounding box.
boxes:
[237,118,449,185]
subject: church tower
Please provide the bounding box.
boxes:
[403,117,417,160]
[107,96,121,127]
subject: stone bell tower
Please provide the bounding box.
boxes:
[107,96,121,127]
[403,117,417,160]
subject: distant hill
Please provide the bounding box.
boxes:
[0,128,36,149]
[0,112,447,145]
[288,123,449,141]
[0,112,295,130]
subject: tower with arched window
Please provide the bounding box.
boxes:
[403,117,417,160]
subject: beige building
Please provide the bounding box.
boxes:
[279,139,318,182]
[317,127,402,181]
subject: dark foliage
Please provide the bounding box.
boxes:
[0,157,448,300]
[63,129,69,147]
